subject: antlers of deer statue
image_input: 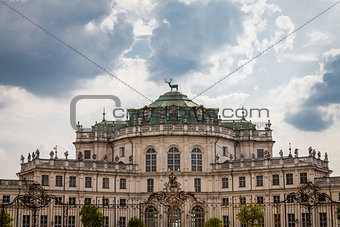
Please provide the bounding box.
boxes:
[165,79,179,92]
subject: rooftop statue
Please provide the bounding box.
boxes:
[165,78,178,92]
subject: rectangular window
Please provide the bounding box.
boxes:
[54,216,62,227]
[2,195,10,203]
[84,150,91,159]
[146,152,157,172]
[119,217,126,227]
[223,215,229,227]
[320,212,327,227]
[147,179,154,193]
[23,215,30,227]
[120,147,125,157]
[40,215,48,227]
[103,216,109,227]
[102,178,109,189]
[272,174,279,185]
[222,177,229,188]
[69,197,76,205]
[239,176,246,187]
[273,195,280,203]
[194,178,201,192]
[120,178,126,189]
[55,175,63,187]
[68,216,75,227]
[56,197,62,204]
[300,172,307,184]
[257,149,264,158]
[274,214,281,227]
[85,177,92,188]
[286,173,293,185]
[240,197,246,204]
[223,147,228,156]
[103,198,109,206]
[84,198,91,205]
[256,175,263,186]
[222,198,229,206]
[120,199,126,206]
[288,213,295,227]
[42,175,49,186]
[302,213,310,227]
[287,194,295,203]
[69,176,76,187]
[257,196,264,204]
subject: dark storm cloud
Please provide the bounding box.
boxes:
[0,0,134,96]
[285,51,340,131]
[146,0,244,81]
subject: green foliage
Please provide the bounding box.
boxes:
[127,216,145,227]
[205,216,223,227]
[0,209,13,227]
[236,203,265,227]
[336,206,340,221]
[79,204,104,227]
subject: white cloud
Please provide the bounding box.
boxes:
[305,31,331,46]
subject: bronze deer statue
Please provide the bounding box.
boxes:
[165,79,178,92]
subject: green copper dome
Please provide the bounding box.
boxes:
[149,91,199,107]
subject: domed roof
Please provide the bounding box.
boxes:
[149,91,199,107]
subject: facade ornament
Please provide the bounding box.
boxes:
[279,150,283,158]
[294,148,299,158]
[103,154,108,161]
[49,151,54,159]
[240,153,244,160]
[264,150,270,159]
[35,149,40,159]
[20,155,25,163]
[64,151,69,160]
[308,147,313,156]
[77,152,83,160]
[251,153,255,159]
[28,153,31,162]
[129,155,133,163]
[229,153,233,160]
[324,152,328,161]
[115,155,119,162]
[215,155,219,162]
[317,151,321,159]
[92,154,97,160]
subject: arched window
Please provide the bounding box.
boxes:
[146,148,157,172]
[168,147,180,171]
[169,105,178,121]
[191,206,204,227]
[191,148,202,172]
[145,206,158,227]
[168,208,181,227]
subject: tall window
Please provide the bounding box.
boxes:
[222,198,229,206]
[320,213,327,227]
[68,216,76,227]
[223,215,229,227]
[288,213,295,227]
[84,150,91,159]
[191,148,202,172]
[147,179,154,193]
[256,176,263,186]
[257,149,264,158]
[69,176,76,187]
[55,216,62,227]
[223,146,228,156]
[273,195,280,203]
[69,197,76,205]
[300,172,307,184]
[274,214,281,227]
[302,213,310,227]
[103,216,109,227]
[145,206,158,227]
[240,197,246,204]
[239,176,246,187]
[85,177,92,188]
[120,178,126,189]
[103,178,109,189]
[55,175,63,187]
[169,105,178,120]
[84,198,91,205]
[23,215,30,227]
[40,215,47,227]
[257,196,264,204]
[41,175,49,186]
[103,199,109,206]
[120,147,125,157]
[194,178,201,192]
[168,147,180,171]
[272,174,279,185]
[222,177,229,188]
[119,217,126,227]
[286,173,293,185]
[146,148,157,172]
[191,206,204,227]
[120,199,126,206]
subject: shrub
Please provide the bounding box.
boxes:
[79,204,104,227]
[205,216,223,227]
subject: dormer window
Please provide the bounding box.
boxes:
[196,107,203,121]
[143,108,150,122]
[169,106,178,121]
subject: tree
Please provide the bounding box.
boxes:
[0,209,13,227]
[336,206,340,221]
[236,203,265,227]
[79,204,104,227]
[127,216,145,227]
[205,217,223,227]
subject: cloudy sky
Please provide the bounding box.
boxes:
[1,0,340,178]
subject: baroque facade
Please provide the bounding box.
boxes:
[1,90,340,227]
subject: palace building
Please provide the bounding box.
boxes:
[1,89,340,227]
